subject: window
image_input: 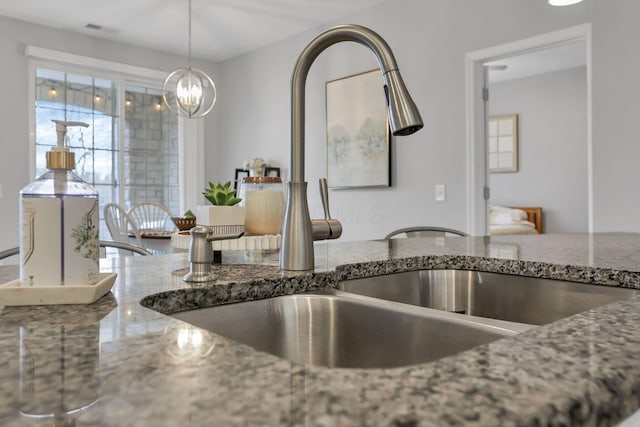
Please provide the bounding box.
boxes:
[34,67,180,238]
[121,85,179,212]
[489,114,519,173]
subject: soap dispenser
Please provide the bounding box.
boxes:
[19,120,100,287]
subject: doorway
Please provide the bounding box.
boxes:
[465,24,592,236]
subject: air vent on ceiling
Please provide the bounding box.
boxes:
[85,23,103,31]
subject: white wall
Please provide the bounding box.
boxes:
[0,15,220,250]
[3,0,639,249]
[592,0,640,232]
[489,67,588,234]
[212,0,593,241]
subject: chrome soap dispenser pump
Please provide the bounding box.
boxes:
[19,120,100,287]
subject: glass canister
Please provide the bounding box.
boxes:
[238,177,285,235]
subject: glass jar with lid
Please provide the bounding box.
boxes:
[238,176,285,235]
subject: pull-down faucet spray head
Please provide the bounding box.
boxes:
[280,24,423,271]
[383,69,424,136]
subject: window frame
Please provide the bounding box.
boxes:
[26,45,204,216]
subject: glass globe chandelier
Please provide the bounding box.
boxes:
[162,0,216,118]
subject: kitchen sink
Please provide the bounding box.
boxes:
[339,270,639,325]
[170,290,531,369]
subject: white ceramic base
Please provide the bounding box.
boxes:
[0,272,117,306]
[171,232,281,251]
[195,205,245,227]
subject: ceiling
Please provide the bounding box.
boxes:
[0,0,390,62]
[0,0,587,76]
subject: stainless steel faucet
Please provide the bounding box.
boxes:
[280,24,424,271]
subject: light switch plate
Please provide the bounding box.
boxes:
[435,184,446,201]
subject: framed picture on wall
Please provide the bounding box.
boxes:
[265,167,281,178]
[489,114,519,173]
[234,168,249,189]
[325,69,391,189]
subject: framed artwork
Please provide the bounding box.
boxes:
[265,167,281,178]
[234,168,249,189]
[325,69,391,189]
[489,114,519,173]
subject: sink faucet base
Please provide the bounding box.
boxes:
[280,182,314,271]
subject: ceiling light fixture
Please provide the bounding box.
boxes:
[162,0,216,119]
[548,0,584,6]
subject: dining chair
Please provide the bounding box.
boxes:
[104,203,145,255]
[384,226,469,239]
[0,247,19,262]
[127,201,176,234]
[1,241,151,260]
[100,241,152,256]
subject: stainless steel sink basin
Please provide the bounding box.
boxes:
[170,291,531,369]
[339,270,639,326]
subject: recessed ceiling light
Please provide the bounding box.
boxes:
[548,0,584,6]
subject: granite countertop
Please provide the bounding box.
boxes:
[2,233,640,426]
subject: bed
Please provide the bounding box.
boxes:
[490,205,543,235]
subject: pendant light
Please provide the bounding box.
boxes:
[162,0,216,118]
[548,0,584,5]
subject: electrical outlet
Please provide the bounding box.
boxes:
[435,184,446,201]
[0,184,3,199]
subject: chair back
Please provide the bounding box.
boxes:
[104,203,144,250]
[385,226,468,240]
[0,247,19,261]
[100,241,151,256]
[128,201,176,233]
[2,242,150,262]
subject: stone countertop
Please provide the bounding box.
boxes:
[2,233,640,426]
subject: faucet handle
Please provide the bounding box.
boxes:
[311,178,342,241]
[319,178,332,219]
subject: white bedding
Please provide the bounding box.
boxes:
[489,205,539,235]
[490,222,538,235]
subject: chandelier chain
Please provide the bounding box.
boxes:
[187,0,192,67]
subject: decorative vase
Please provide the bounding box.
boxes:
[238,177,284,235]
[249,167,264,177]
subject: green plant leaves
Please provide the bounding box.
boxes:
[202,181,241,206]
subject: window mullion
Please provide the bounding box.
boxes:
[117,78,126,210]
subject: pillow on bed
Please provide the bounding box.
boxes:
[490,205,528,225]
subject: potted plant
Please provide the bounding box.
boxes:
[244,157,265,177]
[171,209,197,231]
[195,181,245,229]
